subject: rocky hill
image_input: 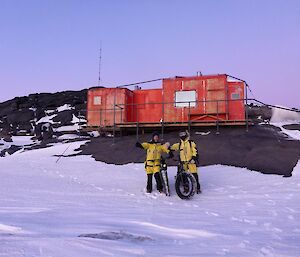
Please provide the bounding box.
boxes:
[0,90,299,177]
[0,90,87,136]
[0,90,88,156]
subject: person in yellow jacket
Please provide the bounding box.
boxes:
[136,131,170,193]
[170,131,201,193]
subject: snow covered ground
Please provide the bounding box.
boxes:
[270,107,300,141]
[270,107,300,123]
[0,140,300,257]
[36,104,86,132]
[0,136,34,152]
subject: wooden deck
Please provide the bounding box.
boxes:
[81,120,251,132]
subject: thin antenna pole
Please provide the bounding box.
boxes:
[98,41,102,87]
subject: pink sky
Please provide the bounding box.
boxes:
[0,0,299,108]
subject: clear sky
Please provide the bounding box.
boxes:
[0,0,299,107]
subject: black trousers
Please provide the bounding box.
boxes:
[192,173,201,191]
[147,173,163,193]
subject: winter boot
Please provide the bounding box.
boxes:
[154,172,163,193]
[192,173,202,194]
[146,174,153,193]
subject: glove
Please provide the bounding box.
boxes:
[135,142,143,149]
[164,142,170,148]
[190,156,197,164]
[167,150,174,159]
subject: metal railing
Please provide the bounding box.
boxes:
[83,97,255,142]
[77,72,300,143]
[80,97,299,136]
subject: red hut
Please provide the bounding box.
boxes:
[87,74,246,128]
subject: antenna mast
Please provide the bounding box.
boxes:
[98,41,102,87]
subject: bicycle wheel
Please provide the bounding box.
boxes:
[175,171,197,200]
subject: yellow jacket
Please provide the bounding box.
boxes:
[171,139,197,162]
[141,142,169,166]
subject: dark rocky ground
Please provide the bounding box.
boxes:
[0,90,299,177]
[247,104,272,123]
[78,124,300,177]
[0,89,87,135]
[0,89,87,156]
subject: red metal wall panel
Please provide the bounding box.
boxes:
[133,89,163,123]
[162,75,228,122]
[205,77,227,114]
[87,74,246,126]
[125,90,134,122]
[87,88,133,126]
[87,88,102,126]
[227,82,245,120]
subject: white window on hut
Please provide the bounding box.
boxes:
[93,96,102,105]
[175,90,196,107]
[231,93,240,100]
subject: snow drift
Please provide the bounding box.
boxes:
[270,107,300,123]
[0,141,300,256]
